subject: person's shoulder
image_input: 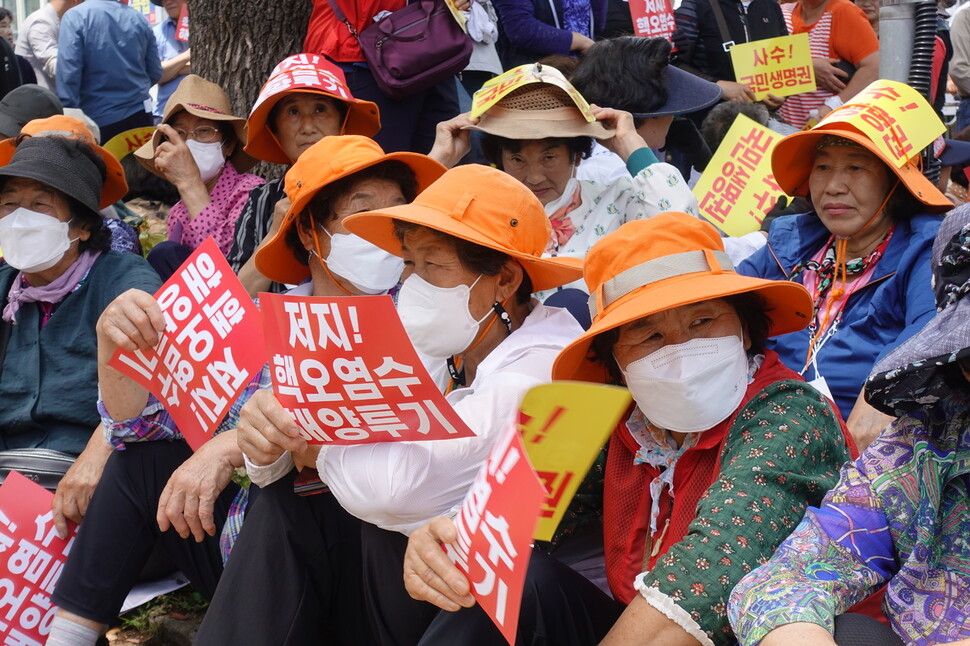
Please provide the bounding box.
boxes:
[94,250,162,289]
[905,211,945,239]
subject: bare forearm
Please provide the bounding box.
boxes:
[759,622,837,646]
[599,596,701,646]
[236,253,272,298]
[839,54,879,102]
[158,50,190,84]
[97,344,151,421]
[177,179,213,219]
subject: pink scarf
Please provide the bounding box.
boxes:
[545,183,584,253]
[3,251,101,324]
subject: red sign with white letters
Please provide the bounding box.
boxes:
[0,472,78,646]
[109,238,267,450]
[259,293,475,445]
[175,4,189,42]
[446,427,545,646]
[629,0,675,40]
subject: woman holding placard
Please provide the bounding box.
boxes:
[47,135,444,646]
[402,212,856,645]
[737,80,951,450]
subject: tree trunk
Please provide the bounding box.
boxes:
[190,0,312,177]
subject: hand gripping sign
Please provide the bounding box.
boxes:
[731,33,815,101]
[109,238,267,450]
[517,382,630,542]
[693,114,790,237]
[0,472,78,646]
[628,0,675,40]
[447,425,546,646]
[470,63,595,121]
[260,293,475,445]
[816,79,945,168]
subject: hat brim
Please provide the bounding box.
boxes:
[630,66,723,118]
[0,149,103,219]
[245,89,381,164]
[465,106,614,140]
[344,203,584,293]
[772,123,952,213]
[133,106,256,176]
[255,152,447,285]
[552,272,812,383]
[865,298,970,415]
[0,136,127,207]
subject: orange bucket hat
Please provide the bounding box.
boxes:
[0,115,127,208]
[134,74,256,175]
[772,115,951,214]
[255,135,446,285]
[553,213,814,383]
[343,164,584,292]
[246,54,381,164]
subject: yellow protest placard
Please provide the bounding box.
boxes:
[693,114,789,237]
[731,33,815,100]
[103,127,156,160]
[817,79,944,168]
[470,64,595,121]
[518,382,631,542]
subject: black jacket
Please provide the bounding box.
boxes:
[672,0,788,82]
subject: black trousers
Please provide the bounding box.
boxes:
[361,524,623,646]
[51,441,236,624]
[99,110,153,147]
[194,473,375,646]
[833,613,906,646]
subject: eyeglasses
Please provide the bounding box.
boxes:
[172,126,222,143]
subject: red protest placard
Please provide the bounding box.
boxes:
[260,293,474,445]
[108,238,267,450]
[175,3,189,42]
[629,0,675,40]
[0,472,78,646]
[446,427,546,646]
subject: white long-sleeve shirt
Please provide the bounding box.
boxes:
[15,3,59,91]
[246,302,584,534]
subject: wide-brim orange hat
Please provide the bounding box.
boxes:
[772,121,952,214]
[344,164,584,292]
[0,115,127,208]
[246,54,381,164]
[553,213,814,383]
[255,135,446,285]
[134,74,256,175]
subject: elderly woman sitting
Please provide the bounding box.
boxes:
[0,134,160,527]
[738,93,952,449]
[403,212,857,645]
[45,135,443,646]
[729,207,970,646]
[135,74,265,278]
[193,165,586,644]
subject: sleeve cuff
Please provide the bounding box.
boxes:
[626,147,660,176]
[634,576,714,646]
[244,451,294,487]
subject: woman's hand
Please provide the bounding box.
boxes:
[716,79,755,102]
[428,113,479,169]
[591,105,649,163]
[157,431,241,542]
[846,391,894,453]
[403,516,476,611]
[762,93,786,111]
[570,32,595,54]
[153,124,205,191]
[97,289,166,353]
[236,388,307,466]
[51,427,113,539]
[812,58,849,93]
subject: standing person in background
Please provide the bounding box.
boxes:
[950,4,970,132]
[151,0,191,125]
[16,0,80,91]
[672,0,788,105]
[57,0,162,143]
[0,8,32,88]
[491,0,606,68]
[773,0,879,131]
[303,0,460,154]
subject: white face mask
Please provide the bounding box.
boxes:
[322,229,404,294]
[621,334,749,433]
[186,139,226,183]
[0,207,77,273]
[397,273,491,359]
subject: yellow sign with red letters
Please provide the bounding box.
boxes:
[731,33,815,100]
[470,64,595,121]
[693,115,790,237]
[518,382,630,542]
